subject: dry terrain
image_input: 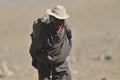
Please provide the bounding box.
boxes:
[0,0,120,80]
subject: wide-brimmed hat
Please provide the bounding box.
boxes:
[47,5,69,19]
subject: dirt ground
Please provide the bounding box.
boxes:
[0,0,120,80]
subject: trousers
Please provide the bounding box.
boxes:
[37,61,71,80]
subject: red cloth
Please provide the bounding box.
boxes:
[54,24,65,41]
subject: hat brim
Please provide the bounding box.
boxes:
[47,9,69,19]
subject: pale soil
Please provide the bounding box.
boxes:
[0,0,120,80]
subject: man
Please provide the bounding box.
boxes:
[29,5,72,80]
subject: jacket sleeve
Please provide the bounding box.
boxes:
[66,26,72,49]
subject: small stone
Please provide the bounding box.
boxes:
[72,70,79,74]
[98,54,112,61]
[1,61,14,77]
[5,71,14,77]
[105,55,112,60]
[0,68,4,78]
[101,78,106,80]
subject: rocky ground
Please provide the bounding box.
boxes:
[0,0,120,80]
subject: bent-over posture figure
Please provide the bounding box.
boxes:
[29,5,72,80]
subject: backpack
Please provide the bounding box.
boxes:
[30,15,72,64]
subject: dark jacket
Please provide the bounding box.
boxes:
[29,16,72,68]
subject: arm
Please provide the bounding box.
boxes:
[66,26,72,49]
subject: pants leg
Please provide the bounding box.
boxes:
[52,61,71,80]
[38,63,51,80]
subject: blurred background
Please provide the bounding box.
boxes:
[0,0,120,80]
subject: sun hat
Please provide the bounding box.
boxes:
[47,5,69,19]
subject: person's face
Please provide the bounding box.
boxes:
[49,15,64,30]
